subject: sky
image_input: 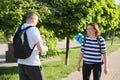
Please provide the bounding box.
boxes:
[115,0,120,5]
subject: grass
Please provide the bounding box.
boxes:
[43,48,79,80]
[107,45,119,55]
[106,37,120,45]
[0,67,18,80]
[0,42,120,80]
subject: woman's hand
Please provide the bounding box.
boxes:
[77,65,81,72]
[104,67,109,75]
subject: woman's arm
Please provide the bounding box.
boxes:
[77,52,83,72]
[102,54,109,75]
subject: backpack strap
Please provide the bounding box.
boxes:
[83,36,86,46]
[17,26,31,32]
[31,44,36,51]
[22,26,37,51]
[97,37,104,64]
[96,37,102,54]
[22,26,32,31]
[16,26,22,33]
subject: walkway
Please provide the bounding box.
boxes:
[61,47,120,80]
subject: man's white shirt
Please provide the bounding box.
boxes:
[18,23,42,66]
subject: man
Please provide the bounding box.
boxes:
[17,12,48,80]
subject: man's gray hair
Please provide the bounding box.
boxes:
[26,12,37,21]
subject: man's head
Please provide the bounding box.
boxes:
[26,12,38,26]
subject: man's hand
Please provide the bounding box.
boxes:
[41,35,45,40]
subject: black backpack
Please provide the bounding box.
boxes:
[13,26,36,59]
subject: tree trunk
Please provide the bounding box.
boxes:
[111,30,116,45]
[65,37,69,65]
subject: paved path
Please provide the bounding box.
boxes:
[61,47,120,80]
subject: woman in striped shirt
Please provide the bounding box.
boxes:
[77,22,108,80]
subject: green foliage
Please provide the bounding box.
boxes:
[0,0,61,56]
[115,5,120,38]
[0,0,120,56]
[40,0,120,39]
[0,31,4,40]
[0,0,51,41]
[40,0,88,39]
[0,31,6,43]
[39,26,63,57]
[116,28,120,38]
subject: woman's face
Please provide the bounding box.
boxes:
[87,25,96,36]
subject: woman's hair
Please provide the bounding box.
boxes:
[88,22,101,37]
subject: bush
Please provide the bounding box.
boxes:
[39,26,63,57]
[0,31,4,39]
[0,31,7,43]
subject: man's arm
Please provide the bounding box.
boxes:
[36,41,48,53]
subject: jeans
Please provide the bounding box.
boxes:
[18,64,44,80]
[82,63,102,80]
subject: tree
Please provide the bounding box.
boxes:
[115,4,120,39]
[0,0,119,64]
[40,0,89,65]
[0,0,51,41]
[0,0,62,57]
[83,0,119,45]
[39,0,120,65]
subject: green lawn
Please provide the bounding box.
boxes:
[0,44,120,80]
[106,37,120,45]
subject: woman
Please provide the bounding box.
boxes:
[77,22,108,80]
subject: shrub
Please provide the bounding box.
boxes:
[39,26,63,57]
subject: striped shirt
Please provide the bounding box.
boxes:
[81,36,106,64]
